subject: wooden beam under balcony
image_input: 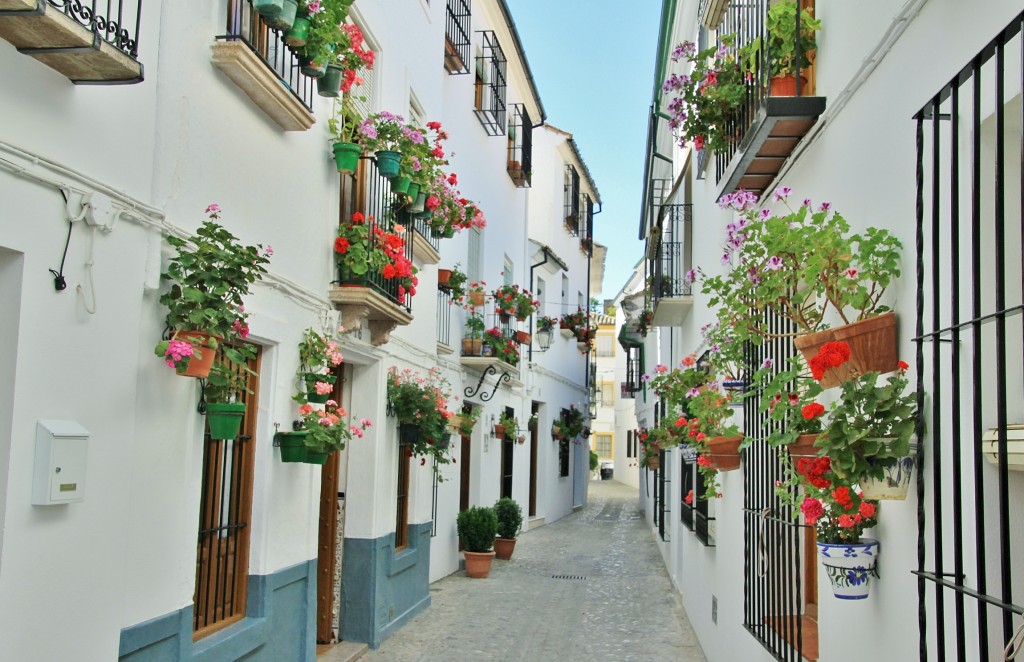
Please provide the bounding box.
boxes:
[717,96,826,199]
[0,0,143,84]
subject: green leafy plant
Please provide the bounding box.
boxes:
[741,1,822,79]
[663,35,748,155]
[747,353,825,449]
[485,327,519,365]
[562,406,585,440]
[493,497,523,540]
[814,345,917,481]
[496,411,519,438]
[590,449,599,472]
[387,367,455,474]
[327,93,365,144]
[535,316,555,332]
[299,0,355,69]
[153,205,270,370]
[456,506,497,553]
[454,406,480,436]
[445,263,468,301]
[700,190,903,343]
[292,328,345,404]
[204,344,259,404]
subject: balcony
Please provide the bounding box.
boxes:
[506,103,533,187]
[648,204,693,326]
[406,211,441,265]
[330,157,414,346]
[443,0,470,75]
[436,286,453,354]
[0,0,143,84]
[710,1,825,198]
[211,0,316,131]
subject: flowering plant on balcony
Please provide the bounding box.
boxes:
[154,204,270,374]
[559,309,586,334]
[636,309,654,337]
[334,212,418,299]
[355,111,411,153]
[293,328,344,404]
[663,35,748,155]
[698,189,903,343]
[297,400,371,454]
[328,94,365,144]
[747,353,826,449]
[387,367,456,474]
[332,23,375,92]
[813,344,917,481]
[647,356,709,416]
[444,263,468,301]
[299,1,359,70]
[684,387,742,491]
[401,121,449,188]
[484,328,519,365]
[535,316,555,332]
[742,1,821,79]
[791,461,879,544]
[491,284,539,321]
[573,325,596,353]
[422,173,487,237]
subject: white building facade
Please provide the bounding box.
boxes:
[0,0,599,660]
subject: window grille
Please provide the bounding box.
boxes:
[507,104,533,187]
[444,0,471,74]
[650,204,693,303]
[473,31,507,136]
[680,456,695,531]
[564,165,580,235]
[395,432,411,550]
[193,346,260,637]
[436,287,452,347]
[914,12,1024,660]
[624,346,642,396]
[219,1,315,111]
[501,407,514,498]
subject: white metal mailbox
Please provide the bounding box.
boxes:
[32,420,89,505]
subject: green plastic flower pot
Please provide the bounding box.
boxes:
[317,64,343,97]
[407,183,421,200]
[391,175,411,196]
[333,141,361,173]
[399,423,420,445]
[305,450,330,465]
[409,192,427,214]
[268,0,297,30]
[284,11,310,46]
[276,431,310,463]
[374,150,402,179]
[300,58,326,78]
[303,372,336,404]
[253,0,283,19]
[206,403,246,440]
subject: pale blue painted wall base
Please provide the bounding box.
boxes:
[340,521,432,649]
[118,560,316,662]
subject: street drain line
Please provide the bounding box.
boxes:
[551,575,587,580]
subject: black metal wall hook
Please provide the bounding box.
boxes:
[196,378,208,415]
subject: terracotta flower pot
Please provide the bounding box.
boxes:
[462,337,483,356]
[515,331,531,344]
[707,435,743,471]
[793,312,899,388]
[789,433,821,458]
[646,453,660,470]
[493,424,506,439]
[769,75,808,97]
[437,269,453,286]
[175,331,218,378]
[494,537,517,560]
[464,550,496,578]
[469,290,485,306]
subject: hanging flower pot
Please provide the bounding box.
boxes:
[646,449,661,471]
[499,311,511,324]
[515,331,531,344]
[817,539,880,600]
[793,312,899,388]
[206,402,246,441]
[304,450,329,465]
[551,423,564,440]
[298,54,326,78]
[576,341,589,353]
[276,431,311,463]
[303,372,336,404]
[317,63,343,97]
[332,141,361,174]
[859,439,918,500]
[283,10,310,47]
[409,192,427,214]
[437,269,453,286]
[253,0,283,19]
[707,435,743,471]
[407,183,421,201]
[493,424,506,439]
[174,331,218,378]
[788,433,821,458]
[268,0,298,30]
[399,422,420,445]
[374,150,402,179]
[391,175,412,196]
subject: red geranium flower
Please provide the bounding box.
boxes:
[801,402,825,420]
[334,237,350,254]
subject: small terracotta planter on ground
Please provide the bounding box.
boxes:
[707,435,743,471]
[793,312,899,388]
[494,537,517,560]
[464,550,496,578]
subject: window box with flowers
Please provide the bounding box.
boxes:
[386,367,456,478]
[483,327,519,366]
[329,212,415,345]
[154,204,270,382]
[701,189,904,388]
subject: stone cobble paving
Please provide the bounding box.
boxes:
[361,479,707,662]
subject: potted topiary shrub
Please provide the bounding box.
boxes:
[493,497,524,560]
[456,506,498,578]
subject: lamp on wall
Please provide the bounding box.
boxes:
[535,328,553,351]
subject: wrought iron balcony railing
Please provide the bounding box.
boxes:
[649,204,693,303]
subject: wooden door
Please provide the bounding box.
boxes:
[316,372,344,643]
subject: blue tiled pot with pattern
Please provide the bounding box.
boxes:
[817,538,880,600]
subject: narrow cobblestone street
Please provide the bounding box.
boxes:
[361,479,706,661]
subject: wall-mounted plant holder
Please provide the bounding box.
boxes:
[982,424,1024,471]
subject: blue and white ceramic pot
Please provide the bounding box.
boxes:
[817,538,880,600]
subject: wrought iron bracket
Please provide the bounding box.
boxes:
[196,378,208,415]
[463,364,510,402]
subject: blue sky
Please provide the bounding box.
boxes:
[505,0,663,300]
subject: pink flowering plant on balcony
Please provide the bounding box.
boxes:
[423,172,487,237]
[297,400,372,454]
[697,188,903,343]
[401,121,450,189]
[386,367,457,477]
[357,111,409,152]
[663,35,748,155]
[292,328,345,404]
